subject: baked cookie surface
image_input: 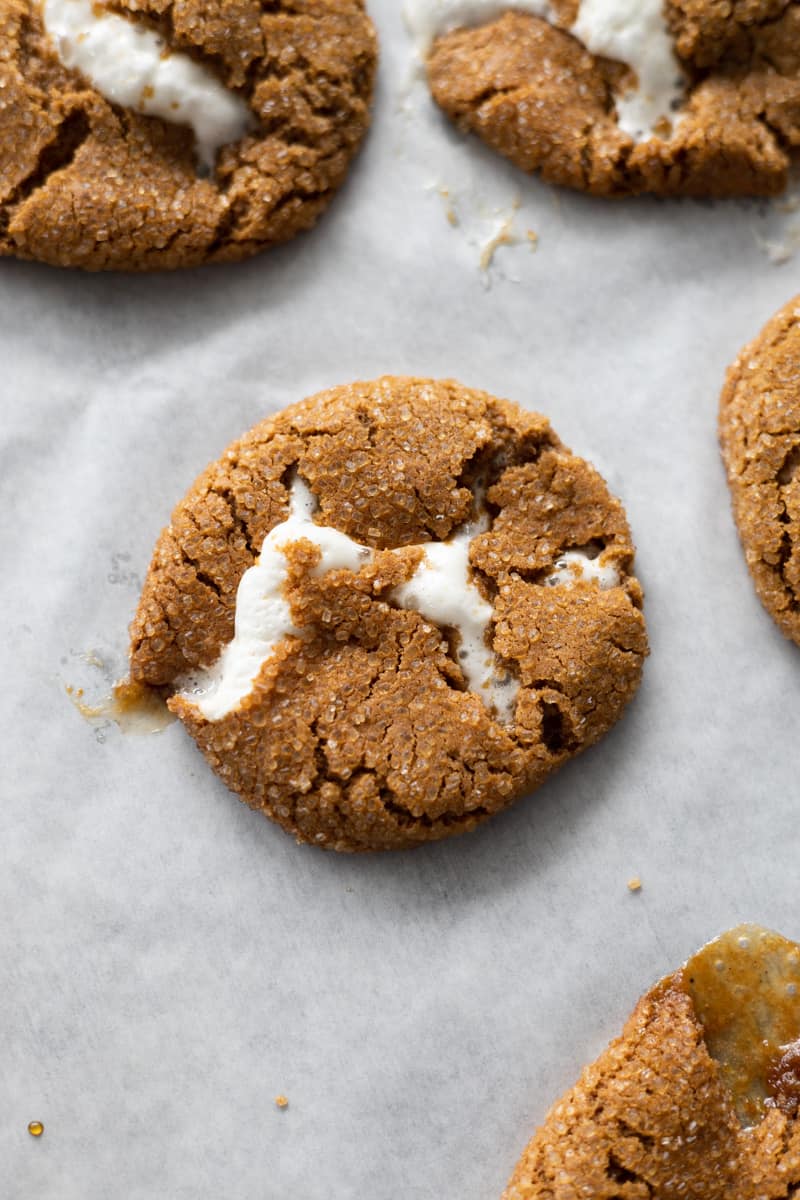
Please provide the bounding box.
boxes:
[410,0,800,197]
[129,377,647,852]
[720,296,800,645]
[504,924,800,1199]
[0,0,376,270]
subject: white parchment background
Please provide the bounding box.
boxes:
[3,3,800,1197]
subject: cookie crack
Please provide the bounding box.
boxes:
[183,555,224,599]
[539,697,578,754]
[607,1149,654,1195]
[671,0,795,71]
[378,791,490,831]
[0,108,91,234]
[608,634,646,657]
[208,174,335,254]
[209,481,261,560]
[776,525,800,611]
[104,1,261,98]
[778,443,800,486]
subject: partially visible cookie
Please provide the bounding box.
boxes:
[720,297,800,645]
[129,376,647,852]
[504,924,800,1199]
[408,0,800,196]
[0,0,377,270]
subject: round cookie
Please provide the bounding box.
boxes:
[720,296,800,645]
[409,0,800,197]
[130,377,648,852]
[0,0,377,270]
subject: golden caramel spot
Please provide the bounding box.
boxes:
[27,1121,44,1137]
[67,679,176,735]
[679,924,800,1126]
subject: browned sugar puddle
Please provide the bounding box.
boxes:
[66,680,175,735]
[675,924,800,1126]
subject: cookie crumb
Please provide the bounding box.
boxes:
[438,186,458,226]
[754,226,800,266]
[627,876,642,892]
[479,216,514,272]
[275,1095,289,1109]
[526,229,539,251]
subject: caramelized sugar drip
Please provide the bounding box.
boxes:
[67,679,175,735]
[679,924,800,1127]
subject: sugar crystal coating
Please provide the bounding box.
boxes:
[720,295,800,646]
[130,376,648,852]
[0,0,376,269]
[405,0,683,140]
[420,0,800,197]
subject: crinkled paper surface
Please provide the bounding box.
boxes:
[3,4,800,1197]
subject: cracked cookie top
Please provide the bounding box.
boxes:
[130,376,648,852]
[411,0,800,197]
[502,924,800,1199]
[0,0,377,270]
[720,295,800,646]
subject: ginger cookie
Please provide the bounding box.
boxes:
[405,0,800,197]
[720,296,800,645]
[504,924,800,1199]
[0,0,377,270]
[130,377,647,852]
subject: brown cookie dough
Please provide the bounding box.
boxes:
[423,1,800,197]
[130,377,647,852]
[0,0,376,270]
[503,925,800,1199]
[720,296,800,645]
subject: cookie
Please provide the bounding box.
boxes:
[503,924,800,1199]
[406,0,800,197]
[129,377,647,852]
[0,0,377,270]
[720,296,800,645]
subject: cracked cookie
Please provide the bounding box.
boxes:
[129,376,647,852]
[720,296,800,645]
[502,924,800,1199]
[0,0,377,270]
[406,0,800,197]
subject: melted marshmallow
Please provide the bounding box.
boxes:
[181,479,515,723]
[404,0,683,140]
[572,0,682,138]
[544,549,620,589]
[43,0,253,170]
[181,479,370,721]
[392,516,518,724]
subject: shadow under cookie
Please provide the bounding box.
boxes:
[129,376,648,852]
[0,0,377,270]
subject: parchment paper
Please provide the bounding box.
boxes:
[4,4,800,1197]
